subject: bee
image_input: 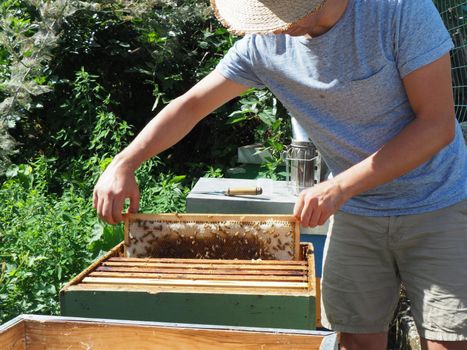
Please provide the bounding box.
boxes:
[143,231,153,238]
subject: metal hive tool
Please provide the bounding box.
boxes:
[124,213,301,261]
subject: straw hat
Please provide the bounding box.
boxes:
[210,0,328,35]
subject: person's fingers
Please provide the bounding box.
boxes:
[317,211,330,226]
[300,196,317,227]
[127,190,140,214]
[309,203,321,227]
[293,194,304,220]
[97,193,105,220]
[112,195,125,224]
[93,190,98,209]
[101,196,116,225]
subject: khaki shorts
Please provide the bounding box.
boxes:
[321,199,467,341]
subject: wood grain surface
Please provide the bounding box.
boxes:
[0,318,25,350]
[24,318,325,350]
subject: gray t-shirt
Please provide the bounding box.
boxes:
[216,0,467,216]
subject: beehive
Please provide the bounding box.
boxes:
[60,214,317,330]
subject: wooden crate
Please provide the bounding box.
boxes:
[61,240,317,329]
[0,315,338,350]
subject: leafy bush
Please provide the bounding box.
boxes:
[0,0,289,324]
[0,162,95,321]
[1,0,284,175]
[227,89,291,179]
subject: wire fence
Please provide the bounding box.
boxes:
[434,0,467,123]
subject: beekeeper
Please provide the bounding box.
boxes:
[93,1,467,348]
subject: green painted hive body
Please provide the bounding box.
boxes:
[60,214,317,330]
[61,290,315,330]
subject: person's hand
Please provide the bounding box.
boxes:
[293,179,348,227]
[93,157,140,224]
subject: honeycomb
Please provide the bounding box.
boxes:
[126,218,297,260]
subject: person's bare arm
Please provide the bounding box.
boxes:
[93,70,249,224]
[294,53,456,227]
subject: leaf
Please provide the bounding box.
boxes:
[56,265,62,280]
[99,157,113,171]
[5,165,18,178]
[258,111,275,127]
[152,94,161,111]
[89,223,104,244]
[169,175,186,184]
[28,256,47,267]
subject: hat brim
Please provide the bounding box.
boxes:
[211,0,328,35]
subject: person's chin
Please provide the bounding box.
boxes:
[288,33,308,37]
[283,28,308,37]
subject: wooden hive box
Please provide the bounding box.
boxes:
[60,214,317,330]
[0,315,338,350]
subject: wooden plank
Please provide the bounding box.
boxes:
[89,271,308,282]
[82,277,309,289]
[0,317,26,350]
[66,283,312,296]
[125,212,298,223]
[108,256,308,265]
[316,277,322,328]
[306,243,316,292]
[24,316,327,349]
[96,265,306,276]
[102,261,307,270]
[124,215,130,247]
[294,217,301,261]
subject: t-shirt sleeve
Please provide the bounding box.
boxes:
[215,35,266,89]
[394,0,454,78]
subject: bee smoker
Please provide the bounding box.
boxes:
[285,139,322,196]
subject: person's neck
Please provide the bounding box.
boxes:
[305,0,349,37]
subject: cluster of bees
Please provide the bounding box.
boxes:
[126,219,296,260]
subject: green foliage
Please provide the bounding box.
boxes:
[0,0,272,171]
[0,63,192,323]
[139,171,189,213]
[0,0,291,324]
[203,165,224,178]
[228,89,291,179]
[0,161,96,322]
[0,0,74,130]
